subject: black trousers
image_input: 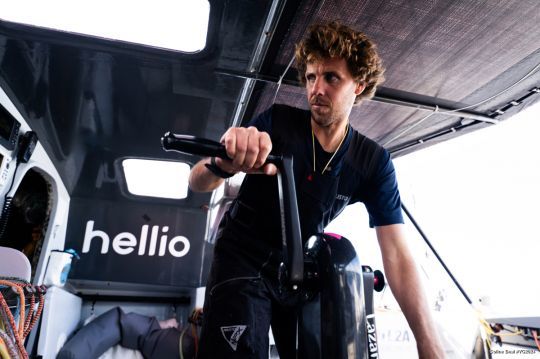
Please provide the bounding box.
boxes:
[198,238,302,359]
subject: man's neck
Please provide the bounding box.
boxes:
[311,118,349,152]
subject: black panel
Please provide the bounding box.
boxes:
[66,198,210,288]
[0,0,278,293]
[0,0,274,194]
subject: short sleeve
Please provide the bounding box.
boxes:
[363,150,404,227]
[245,107,273,134]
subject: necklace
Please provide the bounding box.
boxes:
[311,123,349,175]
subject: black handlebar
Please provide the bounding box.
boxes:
[161,132,303,287]
[162,132,229,159]
[161,132,283,164]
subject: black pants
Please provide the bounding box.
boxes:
[198,238,302,359]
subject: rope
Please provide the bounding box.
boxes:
[0,331,18,359]
[0,279,46,359]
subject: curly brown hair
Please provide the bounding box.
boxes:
[295,21,385,103]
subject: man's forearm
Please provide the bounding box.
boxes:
[189,158,225,192]
[376,225,444,358]
[384,254,444,358]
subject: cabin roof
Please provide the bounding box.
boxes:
[1,0,539,196]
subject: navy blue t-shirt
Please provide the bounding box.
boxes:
[221,105,403,252]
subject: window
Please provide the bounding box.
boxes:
[122,159,190,199]
[1,0,210,52]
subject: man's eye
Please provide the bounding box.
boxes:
[325,74,338,82]
[306,75,315,82]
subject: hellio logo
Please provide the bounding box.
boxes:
[82,220,190,257]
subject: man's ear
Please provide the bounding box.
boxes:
[354,81,366,95]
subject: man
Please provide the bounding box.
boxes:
[190,22,444,358]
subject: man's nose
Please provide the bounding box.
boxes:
[311,76,325,96]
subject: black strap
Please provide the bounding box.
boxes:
[205,157,235,178]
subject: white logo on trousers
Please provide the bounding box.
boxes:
[220,325,247,351]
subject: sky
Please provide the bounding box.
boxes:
[328,100,540,319]
[395,101,540,318]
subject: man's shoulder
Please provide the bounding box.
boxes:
[350,130,386,153]
[346,129,390,178]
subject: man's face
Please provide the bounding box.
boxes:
[305,57,364,128]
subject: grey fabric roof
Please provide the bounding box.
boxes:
[248,0,540,156]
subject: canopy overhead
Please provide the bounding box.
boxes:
[0,0,539,194]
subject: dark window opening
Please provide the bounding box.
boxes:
[0,168,52,279]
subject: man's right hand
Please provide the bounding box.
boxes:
[216,126,277,176]
[188,126,277,192]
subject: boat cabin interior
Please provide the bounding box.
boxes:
[0,0,539,357]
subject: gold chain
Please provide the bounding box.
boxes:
[311,123,349,174]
